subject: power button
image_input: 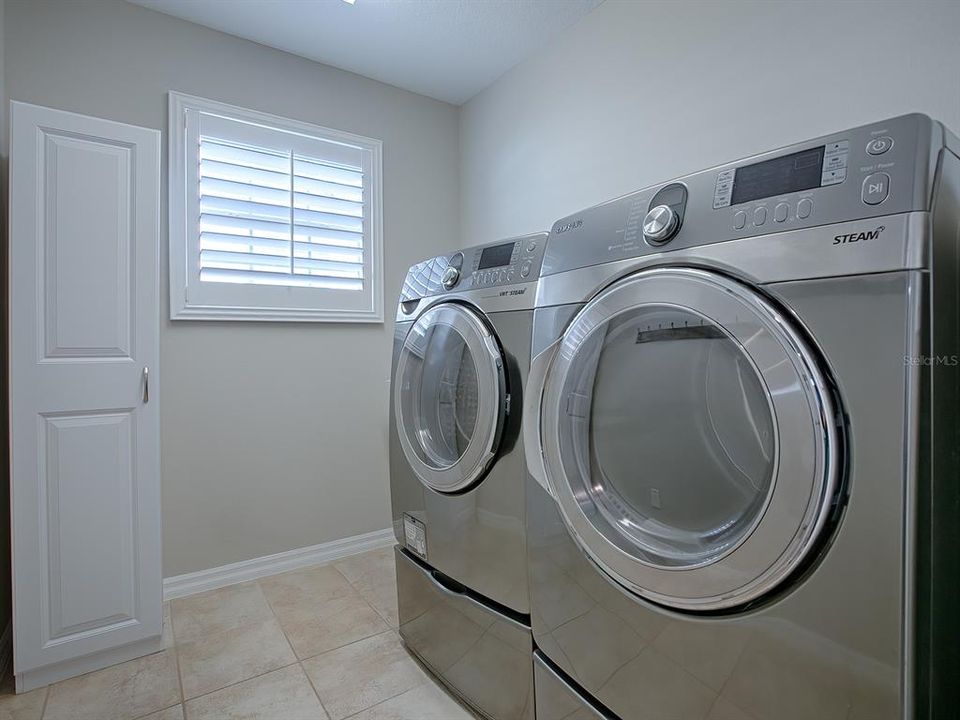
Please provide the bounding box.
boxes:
[866,137,894,156]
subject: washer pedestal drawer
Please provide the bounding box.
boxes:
[395,546,533,720]
[534,651,612,720]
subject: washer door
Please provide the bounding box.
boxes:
[395,302,507,493]
[539,267,841,611]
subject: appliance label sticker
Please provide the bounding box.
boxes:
[403,514,427,559]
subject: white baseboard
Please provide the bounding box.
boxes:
[0,621,11,681]
[163,527,395,601]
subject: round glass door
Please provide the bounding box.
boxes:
[395,303,506,493]
[539,267,842,611]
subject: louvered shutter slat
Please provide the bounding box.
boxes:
[200,268,363,290]
[293,227,363,249]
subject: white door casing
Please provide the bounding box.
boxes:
[9,102,162,686]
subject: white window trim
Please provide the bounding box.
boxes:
[168,91,384,322]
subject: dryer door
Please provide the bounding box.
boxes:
[539,267,842,611]
[395,302,507,493]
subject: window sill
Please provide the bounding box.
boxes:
[171,303,384,323]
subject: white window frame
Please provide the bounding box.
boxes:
[168,92,383,322]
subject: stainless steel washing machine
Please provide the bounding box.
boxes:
[390,233,547,720]
[523,114,959,720]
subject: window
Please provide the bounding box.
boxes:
[169,92,383,322]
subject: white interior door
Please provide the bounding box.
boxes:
[9,101,162,689]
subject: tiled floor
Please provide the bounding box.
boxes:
[0,547,477,720]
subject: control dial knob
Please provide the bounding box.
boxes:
[642,204,679,244]
[441,266,460,289]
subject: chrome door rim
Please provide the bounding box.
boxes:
[539,267,841,611]
[394,302,506,494]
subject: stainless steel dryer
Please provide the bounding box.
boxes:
[390,233,547,720]
[523,114,959,720]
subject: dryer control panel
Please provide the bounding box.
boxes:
[542,113,943,276]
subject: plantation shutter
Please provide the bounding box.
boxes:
[197,114,365,290]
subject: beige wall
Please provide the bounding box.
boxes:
[4,0,460,576]
[459,0,960,244]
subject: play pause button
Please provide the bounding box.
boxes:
[861,172,890,205]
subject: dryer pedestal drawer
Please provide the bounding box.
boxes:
[395,546,533,720]
[534,651,611,720]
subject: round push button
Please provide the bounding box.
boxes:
[797,198,813,219]
[774,203,789,223]
[733,211,747,230]
[866,137,894,156]
[753,207,767,226]
[520,261,532,278]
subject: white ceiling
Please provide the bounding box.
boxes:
[127,0,604,105]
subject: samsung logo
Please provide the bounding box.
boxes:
[833,226,885,244]
[556,219,583,234]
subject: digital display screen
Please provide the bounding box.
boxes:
[478,242,515,270]
[731,146,825,205]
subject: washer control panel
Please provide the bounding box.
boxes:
[542,113,940,276]
[467,239,524,287]
[399,233,548,302]
[465,235,546,288]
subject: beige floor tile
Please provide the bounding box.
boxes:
[332,548,400,627]
[185,664,326,720]
[171,581,274,644]
[260,564,356,612]
[302,631,426,720]
[0,679,47,720]
[43,650,180,720]
[176,616,296,699]
[162,602,174,649]
[136,705,184,720]
[273,592,389,660]
[346,682,473,720]
[333,547,395,595]
[361,580,400,628]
